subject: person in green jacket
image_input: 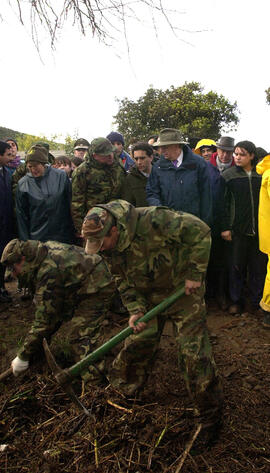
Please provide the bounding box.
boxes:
[82,200,223,444]
[121,142,153,207]
[1,239,115,380]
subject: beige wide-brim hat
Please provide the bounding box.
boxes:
[153,128,188,147]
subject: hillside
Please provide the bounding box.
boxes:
[0,125,64,151]
[0,126,24,141]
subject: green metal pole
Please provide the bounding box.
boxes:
[67,285,185,379]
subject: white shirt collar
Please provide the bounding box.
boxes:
[173,149,183,167]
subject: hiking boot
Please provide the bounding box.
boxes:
[262,311,270,328]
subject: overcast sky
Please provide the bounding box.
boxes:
[1,0,270,150]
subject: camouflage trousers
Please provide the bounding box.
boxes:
[108,285,223,420]
[69,288,115,385]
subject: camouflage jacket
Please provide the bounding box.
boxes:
[95,200,211,315]
[17,240,114,360]
[71,153,126,233]
[12,163,27,197]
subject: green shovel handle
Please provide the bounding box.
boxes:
[68,285,185,379]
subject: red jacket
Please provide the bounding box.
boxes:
[210,152,235,168]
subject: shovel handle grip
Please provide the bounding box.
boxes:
[68,285,185,379]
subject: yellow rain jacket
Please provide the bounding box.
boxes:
[256,155,270,311]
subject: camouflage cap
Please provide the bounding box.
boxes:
[1,239,23,267]
[74,138,90,150]
[153,128,188,147]
[90,138,114,156]
[82,207,114,254]
[26,145,48,164]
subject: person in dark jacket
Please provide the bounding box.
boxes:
[16,145,74,244]
[221,141,267,315]
[121,142,153,207]
[146,128,212,226]
[0,141,15,302]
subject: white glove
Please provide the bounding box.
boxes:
[11,356,29,377]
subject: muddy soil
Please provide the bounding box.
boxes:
[0,282,270,472]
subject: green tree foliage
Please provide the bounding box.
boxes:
[265,87,270,105]
[64,133,79,157]
[17,134,63,153]
[114,82,239,145]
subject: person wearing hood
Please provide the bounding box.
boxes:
[256,154,270,327]
[12,141,55,195]
[194,139,217,161]
[1,238,115,379]
[121,141,153,207]
[15,145,74,244]
[71,137,126,239]
[82,199,223,446]
[146,128,213,226]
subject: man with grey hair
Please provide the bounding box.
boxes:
[146,128,212,226]
[210,136,235,172]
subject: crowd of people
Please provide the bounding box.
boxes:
[0,127,269,449]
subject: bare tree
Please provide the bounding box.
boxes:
[4,1,189,51]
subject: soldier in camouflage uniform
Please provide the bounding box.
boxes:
[71,138,126,237]
[82,200,223,437]
[1,239,115,380]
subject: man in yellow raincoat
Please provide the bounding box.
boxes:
[256,154,270,327]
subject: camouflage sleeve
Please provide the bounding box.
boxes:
[109,254,148,315]
[117,278,148,315]
[71,167,88,233]
[17,269,73,361]
[86,259,115,293]
[168,211,211,281]
[12,164,27,198]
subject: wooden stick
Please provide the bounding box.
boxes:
[174,423,202,473]
[107,399,133,413]
[0,367,12,382]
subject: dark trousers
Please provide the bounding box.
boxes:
[229,234,267,307]
[206,236,230,300]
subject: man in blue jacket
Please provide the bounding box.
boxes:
[146,128,212,226]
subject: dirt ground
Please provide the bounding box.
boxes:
[0,282,270,473]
